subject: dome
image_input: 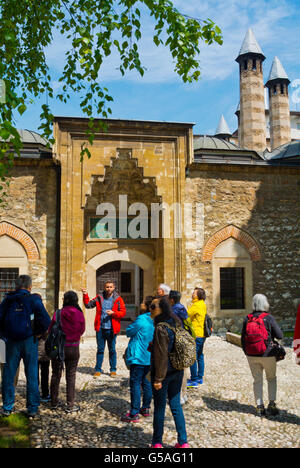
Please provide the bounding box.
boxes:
[264,140,300,161]
[194,135,240,151]
[17,129,50,147]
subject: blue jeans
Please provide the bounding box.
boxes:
[190,337,206,381]
[130,364,152,416]
[152,371,187,445]
[95,329,117,372]
[2,336,40,414]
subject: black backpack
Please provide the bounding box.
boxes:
[204,314,213,338]
[45,310,66,362]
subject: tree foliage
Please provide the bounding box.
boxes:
[0,0,222,200]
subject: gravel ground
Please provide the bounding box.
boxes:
[6,336,300,448]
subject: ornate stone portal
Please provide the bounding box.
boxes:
[54,118,191,335]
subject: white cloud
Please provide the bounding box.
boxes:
[44,0,298,84]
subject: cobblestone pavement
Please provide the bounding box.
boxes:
[6,336,300,448]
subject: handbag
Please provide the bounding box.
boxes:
[123,346,130,370]
[204,314,213,338]
[269,340,286,362]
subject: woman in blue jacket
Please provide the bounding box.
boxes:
[121,300,155,423]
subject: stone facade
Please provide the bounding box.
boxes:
[53,118,193,335]
[184,163,300,333]
[0,160,58,312]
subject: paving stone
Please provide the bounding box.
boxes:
[5,336,300,448]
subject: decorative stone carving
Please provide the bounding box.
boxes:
[85,148,161,211]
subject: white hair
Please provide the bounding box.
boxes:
[293,298,300,310]
[252,294,270,312]
[158,283,171,295]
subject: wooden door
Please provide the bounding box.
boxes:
[96,261,121,294]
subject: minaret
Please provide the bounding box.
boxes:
[265,57,291,150]
[236,29,267,151]
[215,115,231,141]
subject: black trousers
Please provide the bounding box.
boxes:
[38,361,50,398]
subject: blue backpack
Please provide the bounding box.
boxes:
[3,291,34,341]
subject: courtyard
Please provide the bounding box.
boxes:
[5,335,300,449]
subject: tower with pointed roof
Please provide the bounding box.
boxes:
[265,56,291,150]
[236,28,267,151]
[215,115,231,140]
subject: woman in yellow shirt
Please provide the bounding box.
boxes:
[187,288,207,388]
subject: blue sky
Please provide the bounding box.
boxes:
[15,0,300,136]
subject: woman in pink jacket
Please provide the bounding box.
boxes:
[49,291,85,413]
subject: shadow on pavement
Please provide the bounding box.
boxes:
[202,396,300,425]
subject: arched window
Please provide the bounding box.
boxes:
[0,235,29,301]
[212,237,253,316]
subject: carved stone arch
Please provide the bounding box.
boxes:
[85,148,161,211]
[202,225,261,262]
[0,222,39,261]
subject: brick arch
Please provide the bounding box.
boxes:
[202,225,261,262]
[0,222,39,261]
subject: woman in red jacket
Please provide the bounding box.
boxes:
[82,281,126,378]
[294,302,300,365]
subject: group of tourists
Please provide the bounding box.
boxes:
[81,280,208,447]
[0,274,300,448]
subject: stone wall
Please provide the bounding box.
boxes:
[185,163,300,333]
[0,160,58,313]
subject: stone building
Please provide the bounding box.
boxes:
[0,29,299,335]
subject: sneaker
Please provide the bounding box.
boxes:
[41,395,51,403]
[140,408,150,417]
[175,443,190,448]
[197,378,203,385]
[121,412,140,423]
[256,405,266,417]
[65,405,80,414]
[93,371,102,378]
[1,409,13,417]
[110,372,117,378]
[267,401,280,417]
[24,410,39,419]
[187,380,198,388]
[150,444,163,448]
[180,395,188,405]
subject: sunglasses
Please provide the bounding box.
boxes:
[150,304,159,310]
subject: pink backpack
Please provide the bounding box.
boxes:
[245,313,269,356]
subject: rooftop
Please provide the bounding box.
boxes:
[17,129,50,147]
[264,140,300,161]
[236,28,266,62]
[215,115,231,137]
[194,135,240,151]
[266,56,290,85]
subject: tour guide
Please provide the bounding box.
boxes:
[82,281,126,377]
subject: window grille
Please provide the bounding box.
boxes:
[220,267,245,310]
[0,268,19,302]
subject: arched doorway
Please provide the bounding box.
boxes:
[96,261,143,327]
[85,249,154,336]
